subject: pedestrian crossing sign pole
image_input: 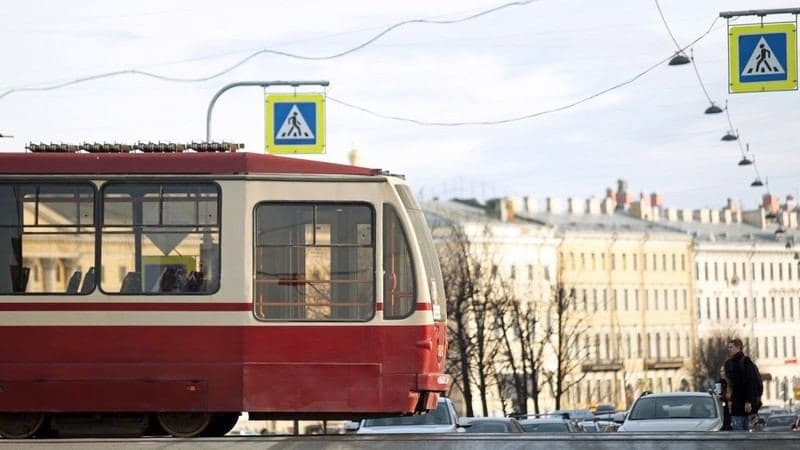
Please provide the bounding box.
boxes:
[727,22,797,93]
[265,93,326,154]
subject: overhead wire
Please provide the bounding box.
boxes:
[328,15,720,126]
[689,48,721,111]
[0,0,724,130]
[0,0,539,100]
[656,1,772,210]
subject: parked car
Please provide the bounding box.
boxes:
[594,404,616,416]
[760,414,798,432]
[356,397,463,434]
[617,391,723,432]
[518,415,577,433]
[460,417,525,433]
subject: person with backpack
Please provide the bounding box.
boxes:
[723,338,763,431]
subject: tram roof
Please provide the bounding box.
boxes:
[0,151,381,176]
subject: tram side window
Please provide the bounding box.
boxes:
[100,182,220,295]
[383,204,416,319]
[0,183,95,295]
[253,202,374,321]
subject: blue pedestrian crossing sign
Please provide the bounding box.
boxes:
[728,23,797,93]
[265,93,326,154]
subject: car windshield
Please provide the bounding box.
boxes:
[629,396,715,420]
[766,415,796,427]
[363,402,451,427]
[522,422,569,432]
[465,421,510,433]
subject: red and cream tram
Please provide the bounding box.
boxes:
[0,143,448,438]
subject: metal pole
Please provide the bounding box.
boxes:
[205,80,329,141]
[719,8,800,18]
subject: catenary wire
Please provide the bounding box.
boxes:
[0,0,539,100]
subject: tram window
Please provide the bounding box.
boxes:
[0,183,95,294]
[383,204,416,319]
[253,202,374,321]
[399,185,446,322]
[100,182,220,295]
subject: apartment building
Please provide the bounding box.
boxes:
[424,184,800,414]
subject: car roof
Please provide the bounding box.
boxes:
[464,417,518,422]
[518,417,569,423]
[637,391,712,398]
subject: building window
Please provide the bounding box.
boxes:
[666,332,672,357]
[627,334,632,359]
[744,296,748,318]
[637,333,642,358]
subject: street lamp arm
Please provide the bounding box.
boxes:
[205,80,329,142]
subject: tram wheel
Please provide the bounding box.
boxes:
[157,412,211,438]
[0,412,45,439]
[202,413,240,437]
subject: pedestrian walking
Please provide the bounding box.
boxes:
[723,338,763,431]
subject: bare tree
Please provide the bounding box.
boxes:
[438,225,477,416]
[546,285,589,410]
[491,277,551,416]
[436,223,505,417]
[692,327,755,391]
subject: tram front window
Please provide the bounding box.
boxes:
[253,202,374,321]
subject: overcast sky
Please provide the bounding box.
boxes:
[1,0,798,210]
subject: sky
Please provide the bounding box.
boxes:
[1,0,798,211]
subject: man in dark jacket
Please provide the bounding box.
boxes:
[723,338,759,431]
